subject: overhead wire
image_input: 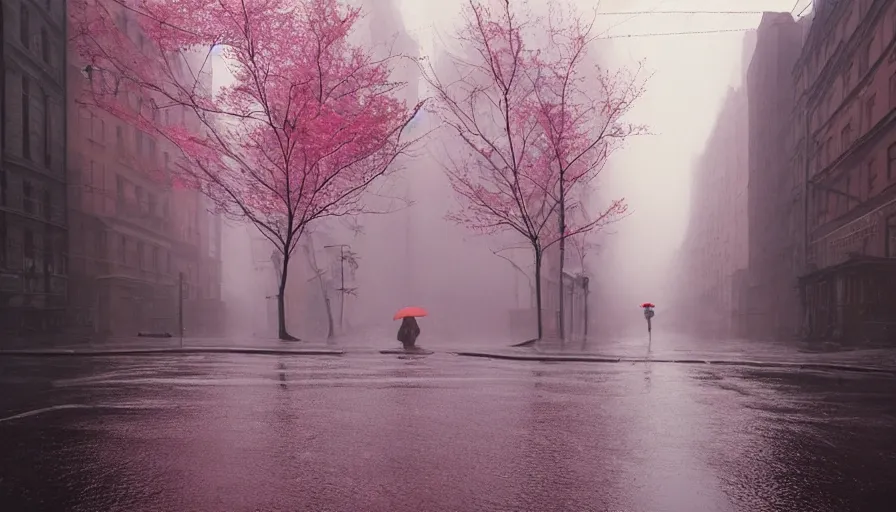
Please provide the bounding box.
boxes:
[403,3,822,41]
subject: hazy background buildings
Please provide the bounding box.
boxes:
[677,0,896,344]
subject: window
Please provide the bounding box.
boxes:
[135,185,145,213]
[888,216,896,258]
[148,193,157,216]
[118,235,127,264]
[889,143,896,181]
[97,231,107,260]
[841,124,853,151]
[22,76,31,160]
[163,151,170,170]
[23,229,34,261]
[865,94,876,130]
[137,241,145,269]
[22,181,34,214]
[43,236,52,292]
[844,63,853,92]
[40,27,49,64]
[42,190,50,220]
[116,175,125,204]
[148,138,156,161]
[845,176,852,210]
[166,252,172,273]
[116,125,124,150]
[868,159,877,195]
[135,130,143,154]
[20,3,30,47]
[0,212,6,267]
[43,92,51,166]
[91,115,105,142]
[860,40,871,76]
[151,246,159,271]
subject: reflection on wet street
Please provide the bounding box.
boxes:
[1,354,894,511]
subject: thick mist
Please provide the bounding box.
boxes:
[217,0,788,345]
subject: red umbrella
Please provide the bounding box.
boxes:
[640,302,655,308]
[394,306,428,321]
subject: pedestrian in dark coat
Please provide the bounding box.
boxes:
[397,316,421,349]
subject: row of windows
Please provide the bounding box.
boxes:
[17,0,59,70]
[0,169,56,220]
[812,141,896,226]
[2,73,55,167]
[0,211,65,276]
[81,108,179,166]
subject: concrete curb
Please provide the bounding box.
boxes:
[0,347,345,357]
[452,351,896,375]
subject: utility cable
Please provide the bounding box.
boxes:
[595,10,767,16]
[407,22,758,40]
[595,27,756,39]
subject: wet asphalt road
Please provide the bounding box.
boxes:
[1,353,895,512]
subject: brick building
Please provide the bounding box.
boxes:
[744,12,804,341]
[66,4,223,338]
[0,0,68,338]
[797,0,896,342]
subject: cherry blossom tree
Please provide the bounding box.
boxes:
[531,6,645,339]
[422,0,644,341]
[70,0,423,340]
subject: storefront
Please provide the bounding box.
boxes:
[800,255,896,344]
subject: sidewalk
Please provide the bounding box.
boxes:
[452,334,896,374]
[0,336,344,357]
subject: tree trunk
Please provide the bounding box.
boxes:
[558,177,566,341]
[534,249,544,340]
[583,278,589,338]
[324,297,335,340]
[277,252,299,341]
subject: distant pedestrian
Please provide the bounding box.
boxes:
[641,302,656,346]
[397,316,421,350]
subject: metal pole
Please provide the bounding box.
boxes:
[178,271,184,348]
[339,245,345,331]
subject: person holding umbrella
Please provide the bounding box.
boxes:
[394,306,427,350]
[641,302,656,346]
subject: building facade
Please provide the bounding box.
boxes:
[1,0,68,338]
[797,0,896,342]
[66,4,223,338]
[676,85,750,338]
[745,12,804,341]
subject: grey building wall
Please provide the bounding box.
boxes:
[1,0,68,337]
[745,12,803,340]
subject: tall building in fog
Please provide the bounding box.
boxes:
[677,85,750,338]
[66,5,223,338]
[674,31,755,339]
[744,12,803,341]
[797,0,896,342]
[1,0,69,337]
